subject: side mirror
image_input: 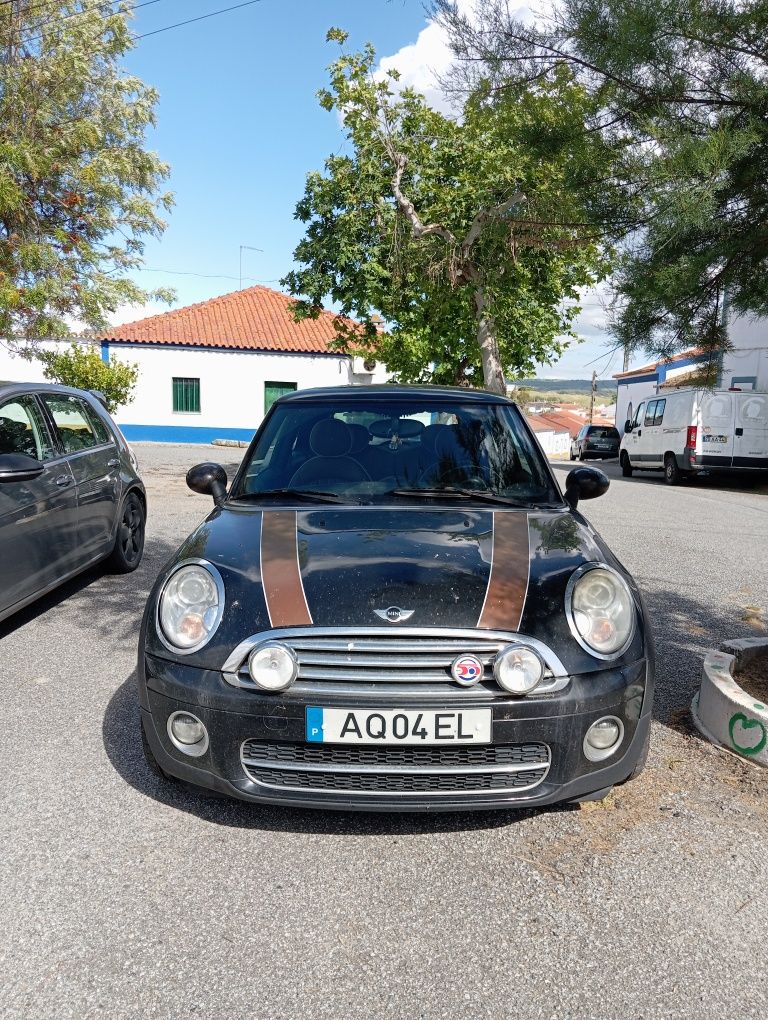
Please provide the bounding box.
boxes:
[186,462,228,504]
[624,419,632,433]
[564,466,609,510]
[0,453,45,483]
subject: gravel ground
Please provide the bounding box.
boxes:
[1,444,767,1020]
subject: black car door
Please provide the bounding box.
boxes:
[0,394,79,616]
[39,393,121,557]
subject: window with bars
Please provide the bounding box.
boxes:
[172,377,201,414]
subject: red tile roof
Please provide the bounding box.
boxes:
[99,286,355,355]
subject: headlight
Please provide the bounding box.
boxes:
[494,644,544,695]
[158,561,224,652]
[566,564,635,657]
[247,641,298,692]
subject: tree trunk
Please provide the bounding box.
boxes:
[474,287,506,395]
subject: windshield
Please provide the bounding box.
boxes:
[230,399,560,506]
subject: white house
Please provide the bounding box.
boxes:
[0,286,389,444]
[613,312,768,431]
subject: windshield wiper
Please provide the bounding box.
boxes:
[230,488,347,505]
[392,487,539,508]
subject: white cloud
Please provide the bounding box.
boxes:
[106,301,167,328]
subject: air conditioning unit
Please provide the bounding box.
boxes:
[352,356,377,375]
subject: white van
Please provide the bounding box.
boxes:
[619,388,768,484]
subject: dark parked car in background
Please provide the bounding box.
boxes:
[570,424,621,461]
[0,382,146,624]
[139,385,653,813]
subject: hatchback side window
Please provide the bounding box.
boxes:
[644,401,658,427]
[653,398,666,426]
[82,402,113,445]
[41,395,102,454]
[0,397,56,461]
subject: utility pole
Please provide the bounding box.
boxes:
[239,245,263,290]
[589,370,597,423]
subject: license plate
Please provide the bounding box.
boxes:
[306,707,491,745]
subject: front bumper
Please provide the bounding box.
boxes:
[140,652,652,812]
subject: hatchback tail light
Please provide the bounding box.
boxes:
[686,426,698,448]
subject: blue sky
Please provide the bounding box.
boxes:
[121,0,632,381]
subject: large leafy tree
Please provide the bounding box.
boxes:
[0,1,173,351]
[283,30,617,393]
[436,0,768,364]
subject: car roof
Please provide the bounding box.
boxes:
[276,384,512,405]
[0,381,101,401]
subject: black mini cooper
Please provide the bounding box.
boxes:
[139,386,653,812]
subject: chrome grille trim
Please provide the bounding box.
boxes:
[222,627,569,696]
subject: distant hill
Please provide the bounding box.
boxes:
[515,378,615,395]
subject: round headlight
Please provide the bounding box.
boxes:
[494,644,544,695]
[158,562,224,652]
[248,641,298,692]
[567,565,635,657]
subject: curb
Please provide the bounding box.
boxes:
[691,642,768,767]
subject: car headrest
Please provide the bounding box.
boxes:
[309,419,353,457]
[420,423,447,453]
[346,423,370,455]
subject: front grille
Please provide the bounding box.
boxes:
[242,739,549,769]
[241,739,551,797]
[222,628,568,697]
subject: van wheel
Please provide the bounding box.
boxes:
[620,452,633,477]
[664,453,681,486]
[578,449,585,461]
[569,449,576,461]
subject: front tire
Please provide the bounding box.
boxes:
[664,453,681,486]
[106,491,146,572]
[621,452,633,477]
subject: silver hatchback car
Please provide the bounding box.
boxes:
[0,382,146,624]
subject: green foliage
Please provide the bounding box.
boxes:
[38,342,139,413]
[436,0,768,362]
[283,35,616,391]
[0,2,174,351]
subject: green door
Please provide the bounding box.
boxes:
[264,381,297,414]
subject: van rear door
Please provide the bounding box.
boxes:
[700,391,735,467]
[734,392,768,468]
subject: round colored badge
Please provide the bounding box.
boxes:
[450,654,484,686]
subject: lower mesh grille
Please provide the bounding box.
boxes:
[241,739,551,796]
[242,739,549,768]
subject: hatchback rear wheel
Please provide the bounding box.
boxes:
[107,491,145,572]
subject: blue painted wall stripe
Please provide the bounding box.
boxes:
[118,423,256,445]
[100,341,110,363]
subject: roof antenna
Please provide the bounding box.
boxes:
[239,245,264,290]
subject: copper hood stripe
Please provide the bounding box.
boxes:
[260,510,313,628]
[477,511,530,630]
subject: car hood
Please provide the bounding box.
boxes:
[145,505,645,675]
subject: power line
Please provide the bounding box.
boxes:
[139,266,281,284]
[38,0,165,32]
[136,0,262,39]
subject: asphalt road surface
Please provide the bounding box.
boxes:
[2,446,767,1020]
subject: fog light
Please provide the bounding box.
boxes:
[583,717,624,762]
[494,644,544,695]
[248,641,298,692]
[167,711,209,757]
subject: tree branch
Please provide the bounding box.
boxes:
[462,191,526,253]
[391,153,457,245]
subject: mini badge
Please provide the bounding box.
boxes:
[451,654,484,686]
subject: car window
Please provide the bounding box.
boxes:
[41,394,104,454]
[587,426,620,440]
[233,399,559,505]
[0,397,56,461]
[633,402,645,427]
[652,398,666,426]
[82,401,113,445]
[644,400,658,427]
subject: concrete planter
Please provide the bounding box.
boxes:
[692,638,768,767]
